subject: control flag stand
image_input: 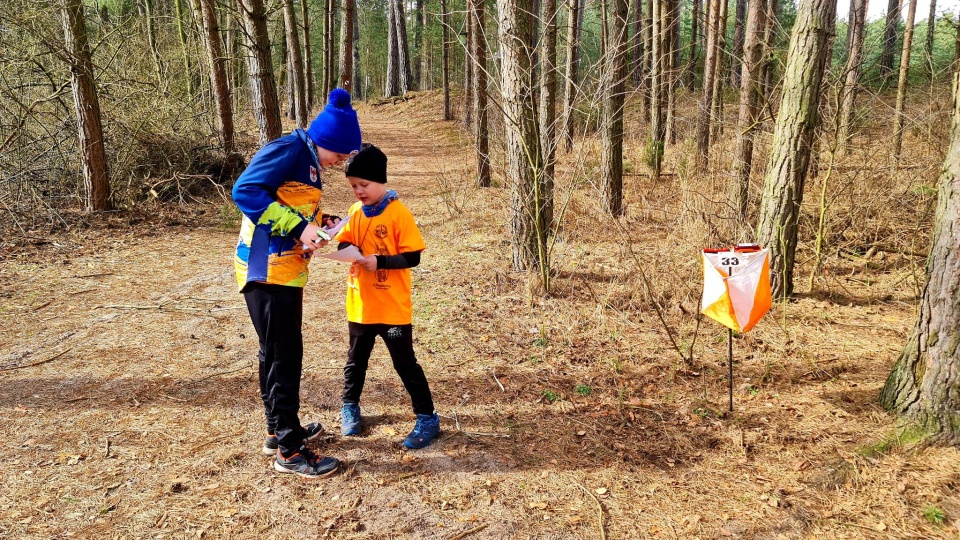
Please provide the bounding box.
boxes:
[701,244,772,412]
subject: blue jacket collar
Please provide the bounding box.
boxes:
[362,190,398,217]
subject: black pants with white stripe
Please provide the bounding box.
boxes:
[342,322,435,416]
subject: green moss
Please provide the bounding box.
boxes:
[855,424,930,458]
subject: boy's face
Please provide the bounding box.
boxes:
[347,176,387,205]
[315,146,354,168]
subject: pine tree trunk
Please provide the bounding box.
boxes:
[497,0,547,272]
[144,0,165,90]
[879,69,960,445]
[386,0,401,96]
[464,1,474,125]
[710,0,728,143]
[326,0,337,95]
[640,0,653,121]
[685,0,701,89]
[470,0,491,187]
[837,0,867,155]
[441,0,451,119]
[197,0,235,154]
[339,0,355,93]
[301,0,314,109]
[695,0,720,171]
[282,0,307,127]
[756,0,837,298]
[648,0,667,180]
[322,0,331,97]
[602,0,628,215]
[925,0,936,78]
[632,0,643,86]
[731,0,768,229]
[174,0,195,96]
[394,0,412,93]
[413,0,424,88]
[894,0,918,161]
[561,0,582,151]
[420,0,430,89]
[539,0,558,226]
[62,0,111,212]
[761,0,778,98]
[239,0,281,144]
[880,0,903,87]
[730,0,746,87]
[664,0,679,145]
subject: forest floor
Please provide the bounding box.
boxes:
[1,93,959,539]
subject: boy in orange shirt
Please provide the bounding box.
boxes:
[333,143,440,449]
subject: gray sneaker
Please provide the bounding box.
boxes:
[274,446,340,478]
[261,422,324,456]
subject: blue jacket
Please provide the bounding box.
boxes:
[232,129,323,290]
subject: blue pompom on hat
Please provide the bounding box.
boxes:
[306,88,362,155]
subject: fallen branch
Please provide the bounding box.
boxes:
[576,482,606,540]
[491,367,505,392]
[0,347,72,372]
[448,524,487,540]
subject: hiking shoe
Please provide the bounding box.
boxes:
[341,403,362,436]
[261,422,324,456]
[274,446,340,478]
[403,413,441,449]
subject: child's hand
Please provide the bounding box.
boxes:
[321,214,341,228]
[300,224,329,251]
[357,254,377,272]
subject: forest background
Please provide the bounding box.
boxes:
[2,0,960,538]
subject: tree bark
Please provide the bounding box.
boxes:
[282,0,307,127]
[196,0,235,154]
[837,0,867,156]
[420,0,430,89]
[880,0,903,86]
[879,69,960,445]
[731,0,768,229]
[441,0,451,119]
[413,0,424,88]
[393,0,413,93]
[695,0,721,171]
[174,0,195,96]
[469,0,490,187]
[756,0,837,298]
[632,0,643,86]
[602,0,628,215]
[894,0,918,162]
[464,0,474,125]
[710,0,728,143]
[664,0,679,145]
[539,0,558,226]
[386,0,402,96]
[685,0,702,89]
[497,0,547,272]
[62,0,111,212]
[648,0,668,180]
[639,0,652,122]
[144,0,165,90]
[301,0,314,109]
[730,0,746,87]
[925,0,937,78]
[562,0,583,151]
[761,0,778,98]
[339,0,355,93]
[238,0,281,145]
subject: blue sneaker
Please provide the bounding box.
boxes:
[403,413,441,449]
[341,403,362,436]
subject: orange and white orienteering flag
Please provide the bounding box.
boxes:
[701,244,772,333]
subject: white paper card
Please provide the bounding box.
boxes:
[319,244,363,262]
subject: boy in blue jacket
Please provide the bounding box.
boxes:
[232,89,361,478]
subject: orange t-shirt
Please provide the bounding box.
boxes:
[335,199,425,325]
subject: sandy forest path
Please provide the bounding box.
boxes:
[2,96,959,539]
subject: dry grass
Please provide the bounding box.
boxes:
[1,90,958,539]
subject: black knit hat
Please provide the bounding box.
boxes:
[344,143,388,183]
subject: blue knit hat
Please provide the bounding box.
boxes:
[306,88,362,154]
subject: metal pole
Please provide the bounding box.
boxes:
[728,327,733,412]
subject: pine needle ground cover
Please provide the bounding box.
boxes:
[1,93,957,539]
